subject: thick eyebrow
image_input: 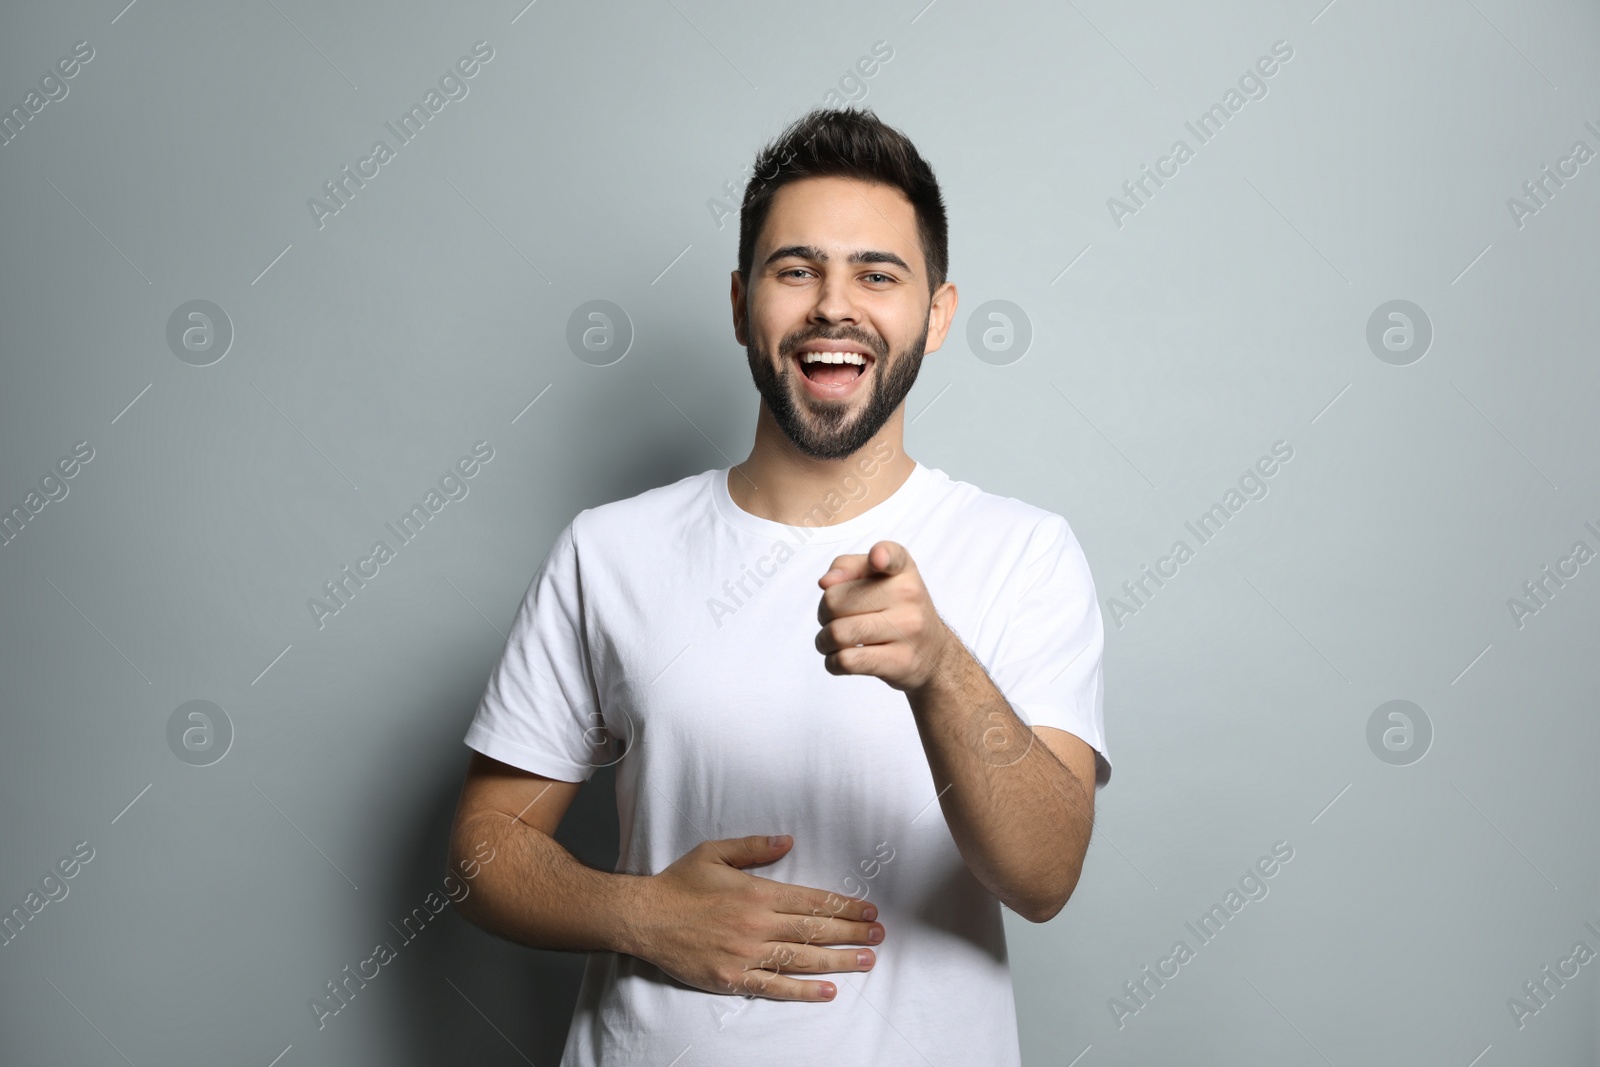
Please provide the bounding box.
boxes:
[763,244,914,275]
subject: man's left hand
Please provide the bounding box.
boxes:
[814,541,956,694]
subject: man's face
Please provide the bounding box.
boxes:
[733,176,953,461]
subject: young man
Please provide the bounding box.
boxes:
[449,107,1110,1065]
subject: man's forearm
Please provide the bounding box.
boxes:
[451,812,652,957]
[905,644,1093,923]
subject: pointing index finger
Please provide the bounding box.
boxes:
[868,541,907,576]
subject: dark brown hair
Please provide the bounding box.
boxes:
[737,107,949,295]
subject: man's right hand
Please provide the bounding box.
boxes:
[633,834,884,1002]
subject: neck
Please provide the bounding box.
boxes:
[727,404,915,526]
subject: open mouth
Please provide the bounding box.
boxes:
[795,350,872,386]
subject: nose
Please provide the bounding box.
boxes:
[806,269,863,329]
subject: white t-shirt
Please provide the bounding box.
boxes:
[464,454,1110,1066]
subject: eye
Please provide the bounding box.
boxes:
[777,267,814,280]
[863,272,895,284]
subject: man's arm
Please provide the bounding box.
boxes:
[448,752,650,955]
[815,542,1098,924]
[903,657,1095,924]
[447,751,886,1000]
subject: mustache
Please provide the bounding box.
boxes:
[780,330,885,358]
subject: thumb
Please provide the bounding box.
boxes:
[712,833,792,868]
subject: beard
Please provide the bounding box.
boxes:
[744,319,929,461]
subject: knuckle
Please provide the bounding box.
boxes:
[794,915,824,943]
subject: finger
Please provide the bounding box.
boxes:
[728,968,839,1002]
[767,883,879,924]
[768,883,883,927]
[768,908,885,950]
[706,834,793,868]
[818,566,913,622]
[814,616,896,655]
[867,541,908,576]
[752,941,876,976]
[818,553,869,589]
[823,643,904,678]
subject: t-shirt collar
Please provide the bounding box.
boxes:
[711,459,934,544]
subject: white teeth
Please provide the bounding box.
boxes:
[799,351,867,365]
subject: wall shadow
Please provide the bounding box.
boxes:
[382,750,621,1065]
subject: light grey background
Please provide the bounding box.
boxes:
[2,1,1597,1064]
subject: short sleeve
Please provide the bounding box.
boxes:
[463,521,605,782]
[988,514,1111,788]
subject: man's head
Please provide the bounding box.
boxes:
[731,108,956,461]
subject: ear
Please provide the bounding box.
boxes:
[923,281,958,356]
[730,270,748,346]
